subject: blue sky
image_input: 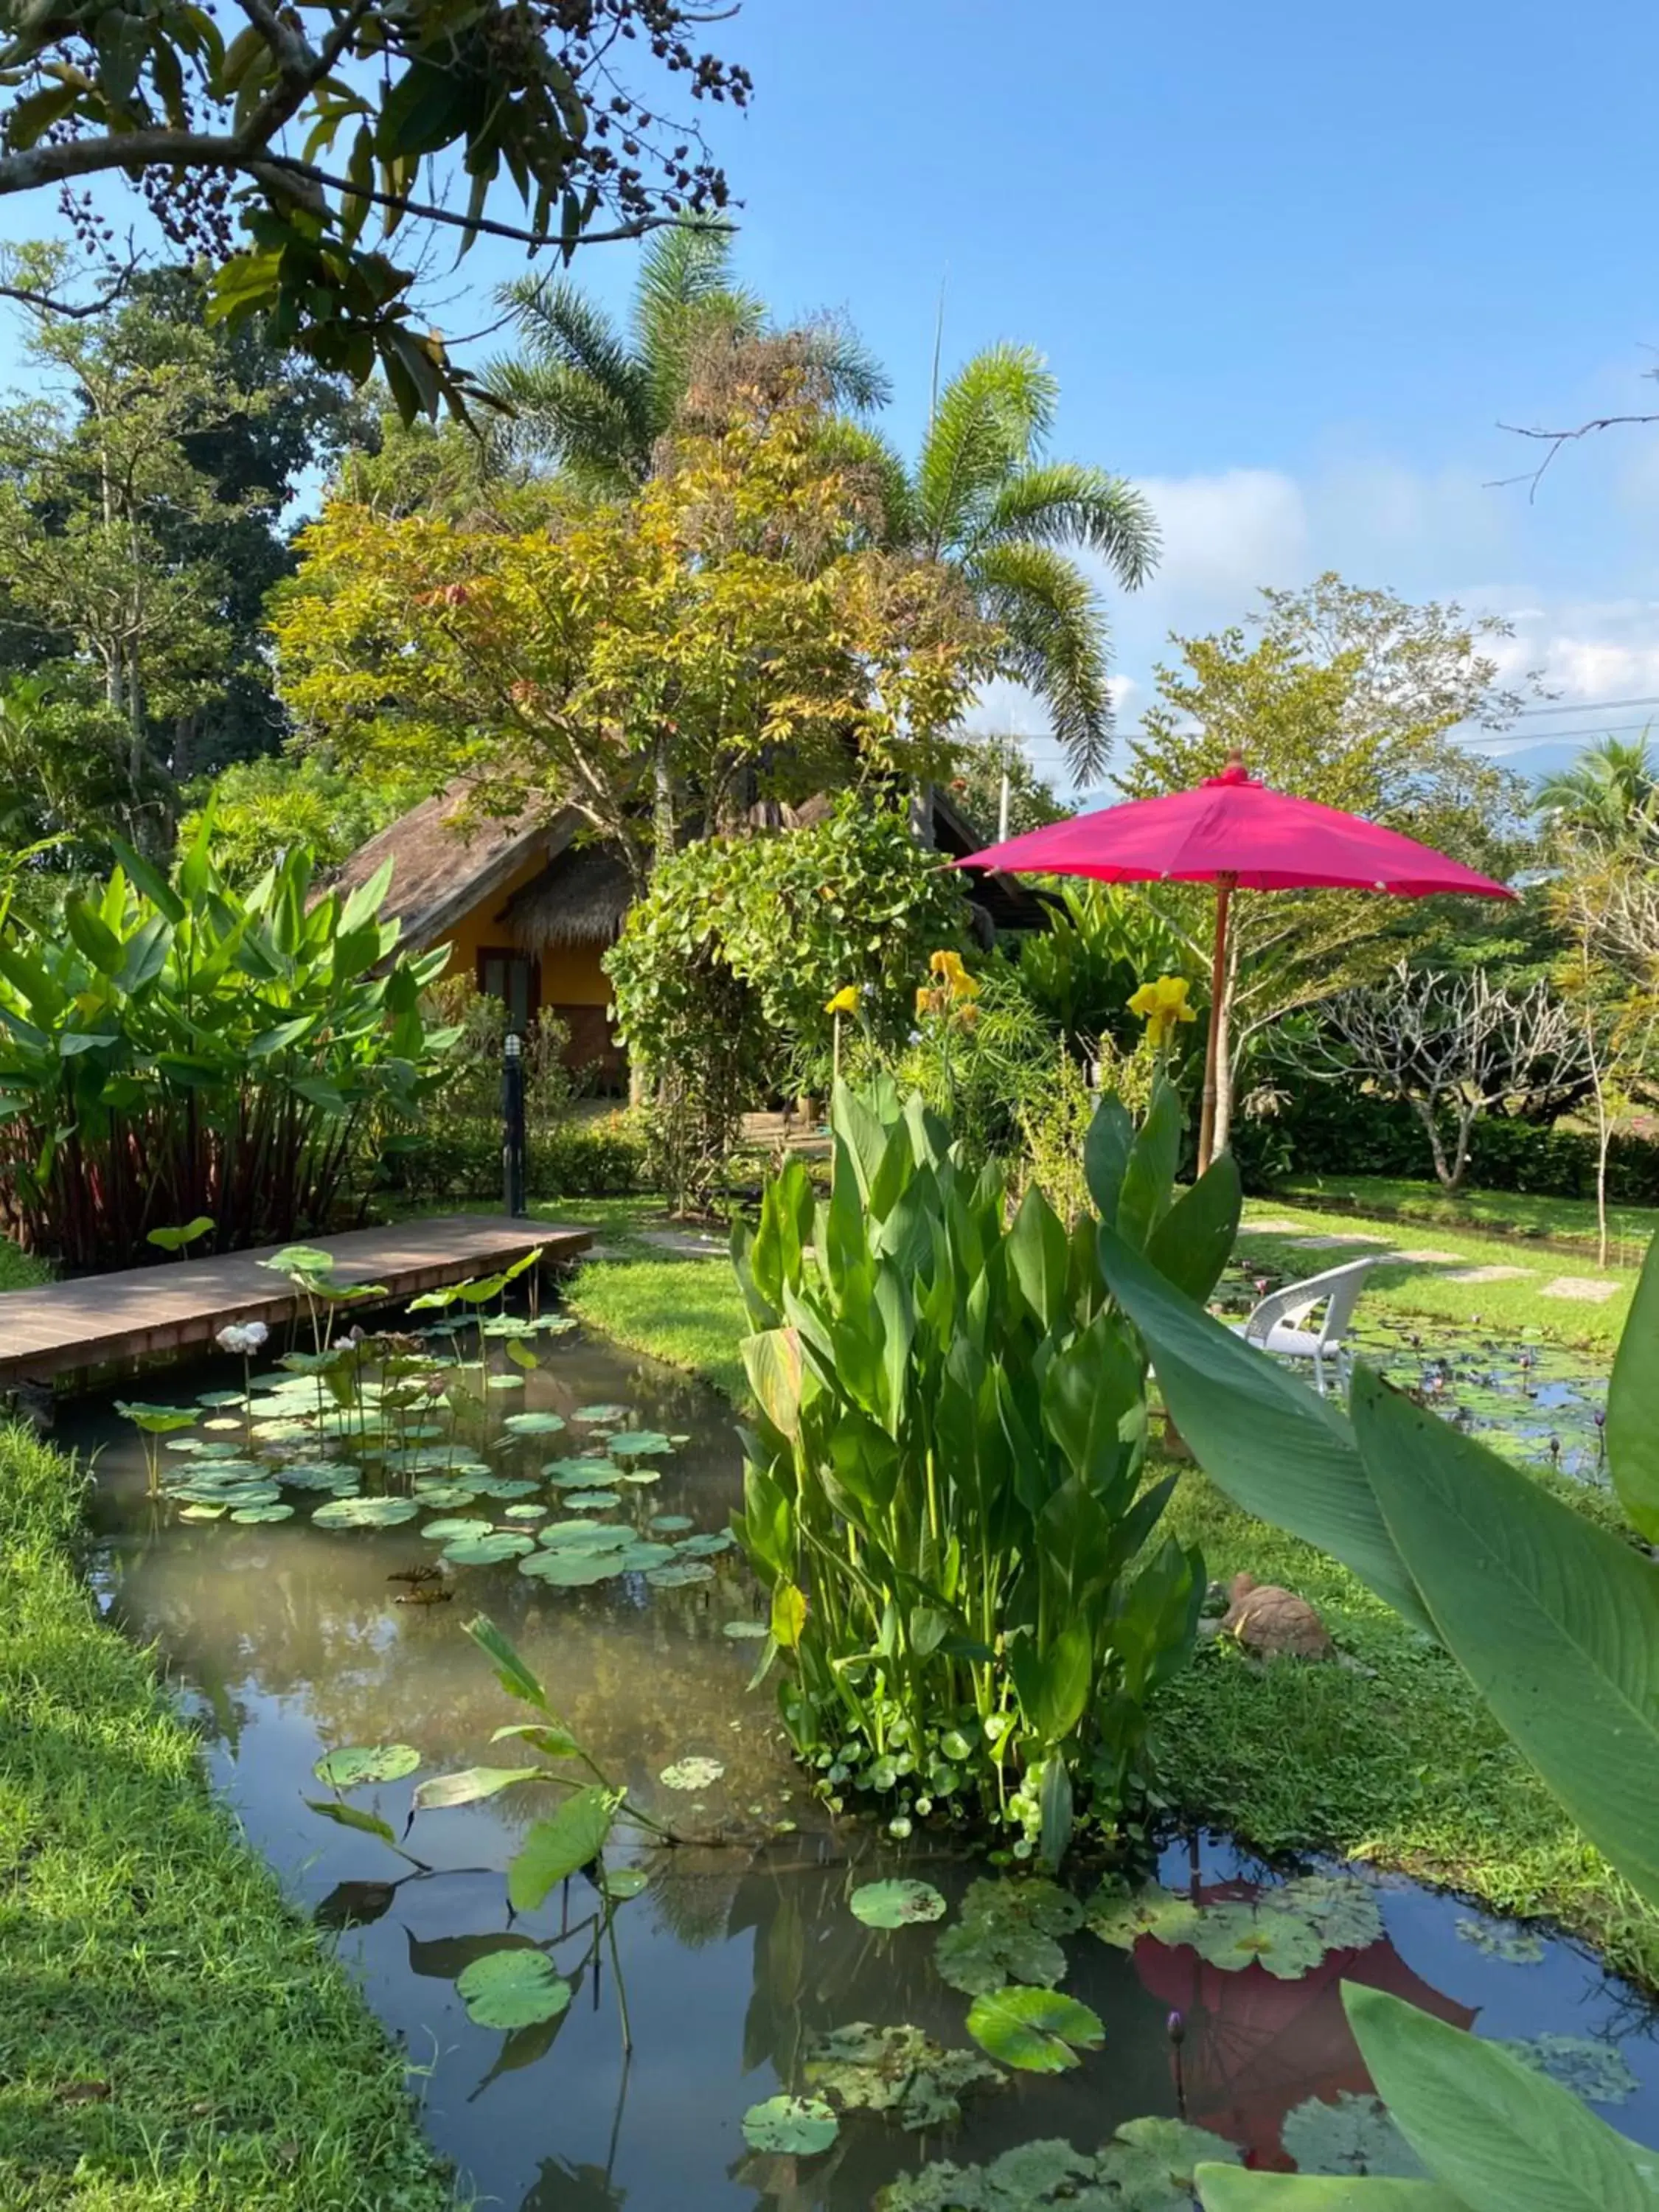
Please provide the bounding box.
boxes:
[7,0,1655,796]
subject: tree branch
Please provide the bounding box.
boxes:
[1489,414,1659,502]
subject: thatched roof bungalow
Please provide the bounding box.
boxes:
[333,784,1048,1091]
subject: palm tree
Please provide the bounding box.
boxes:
[839,346,1158,785]
[1535,733,1659,842]
[487,220,890,494]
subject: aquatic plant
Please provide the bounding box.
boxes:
[731,1075,1237,1858]
[1101,1199,1659,2210]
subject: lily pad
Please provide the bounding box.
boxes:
[501,1411,568,1436]
[1275,1872,1385,1951]
[231,1503,296,1523]
[647,1559,715,1588]
[1085,1882,1203,1951]
[723,1619,769,1639]
[609,1430,674,1458]
[484,1374,525,1391]
[518,1549,626,1586]
[455,1949,572,2031]
[874,2118,1239,2211]
[614,1467,661,1486]
[421,1517,494,1544]
[313,1743,421,1788]
[405,1483,478,1509]
[444,1533,536,1565]
[179,1502,226,1521]
[544,1457,622,1484]
[311,1496,420,1529]
[651,1513,695,1533]
[1279,2091,1425,2178]
[740,2095,838,2157]
[1455,1915,1545,1964]
[615,1541,677,1571]
[481,1477,541,1499]
[602,1866,650,1901]
[504,1503,549,1520]
[804,2022,1003,2130]
[538,1520,629,1550]
[965,1986,1104,2073]
[676,1531,736,1557]
[936,1878,1082,1995]
[572,1404,629,1424]
[280,1463,365,1492]
[564,1490,621,1511]
[1187,1902,1326,1980]
[1503,2034,1640,2104]
[850,1879,947,1929]
[659,1756,724,1792]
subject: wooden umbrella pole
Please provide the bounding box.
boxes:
[1197,874,1235,1176]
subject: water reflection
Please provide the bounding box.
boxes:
[71,1327,1659,2208]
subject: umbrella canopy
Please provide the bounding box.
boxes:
[956,753,1515,1170]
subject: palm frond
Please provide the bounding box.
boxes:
[914,344,1059,557]
[812,418,917,543]
[970,537,1114,784]
[493,276,656,472]
[479,354,646,493]
[796,316,892,413]
[631,218,742,355]
[980,462,1160,588]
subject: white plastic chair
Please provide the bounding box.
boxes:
[1234,1256,1380,1396]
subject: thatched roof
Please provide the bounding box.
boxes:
[329,788,580,948]
[502,843,634,949]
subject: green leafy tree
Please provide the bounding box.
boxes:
[845,346,1159,784]
[178,754,417,886]
[0,251,361,837]
[0,1,750,418]
[1124,575,1532,1158]
[488,218,890,491]
[1535,732,1658,844]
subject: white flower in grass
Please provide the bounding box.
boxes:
[216,1321,269,1355]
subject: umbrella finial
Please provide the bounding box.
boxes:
[1220,745,1249,784]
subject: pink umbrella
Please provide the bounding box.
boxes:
[957,751,1514,1172]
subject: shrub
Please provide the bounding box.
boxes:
[731,1077,1241,1860]
[389,1110,646,1203]
[0,829,451,1267]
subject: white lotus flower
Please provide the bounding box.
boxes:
[216,1321,269,1355]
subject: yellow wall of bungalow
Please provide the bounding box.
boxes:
[434,850,620,1082]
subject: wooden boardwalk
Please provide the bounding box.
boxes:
[0,1216,592,1387]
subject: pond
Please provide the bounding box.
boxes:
[72,1312,1658,2208]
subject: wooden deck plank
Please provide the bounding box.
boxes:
[0,1217,591,1385]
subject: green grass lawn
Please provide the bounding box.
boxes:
[0,1237,51,1291]
[1239,1194,1638,1349]
[0,1423,456,2212]
[1274,1172,1659,1266]
[557,1207,1658,1982]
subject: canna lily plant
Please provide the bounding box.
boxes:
[731,1074,1242,1863]
[1127,973,1197,1054]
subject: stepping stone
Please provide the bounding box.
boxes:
[1239,1218,1306,1234]
[1445,1265,1534,1284]
[1397,1248,1462,1264]
[1541,1275,1621,1303]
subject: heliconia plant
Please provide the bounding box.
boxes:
[730,1074,1242,1863]
[1096,1210,1659,2211]
[0,818,457,1267]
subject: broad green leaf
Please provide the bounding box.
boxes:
[455,1949,571,2030]
[1346,1984,1658,2212]
[1606,1234,1659,1542]
[507,1786,619,1911]
[1197,2175,1464,2210]
[741,2094,838,2156]
[312,1744,420,1788]
[742,1325,804,1435]
[1352,1368,1659,1907]
[1116,1074,1181,1249]
[849,1879,946,1928]
[147,1215,214,1253]
[491,1721,580,1760]
[1084,1093,1134,1225]
[771,1580,808,1648]
[1097,1228,1430,1634]
[411,1766,540,1812]
[965,1986,1103,2073]
[1145,1152,1242,1301]
[304,1798,399,1849]
[465,1614,554,1716]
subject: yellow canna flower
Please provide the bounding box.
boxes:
[1129,973,1197,1050]
[916,984,935,1018]
[928,947,980,998]
[825,985,859,1015]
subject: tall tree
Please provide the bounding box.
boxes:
[487,218,889,492]
[0,1,750,418]
[1126,575,1532,1157]
[1535,734,1659,844]
[0,251,360,841]
[274,380,995,890]
[846,346,1158,785]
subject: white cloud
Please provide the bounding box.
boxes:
[1133,468,1309,607]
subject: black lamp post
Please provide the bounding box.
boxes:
[502,1028,526,1218]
